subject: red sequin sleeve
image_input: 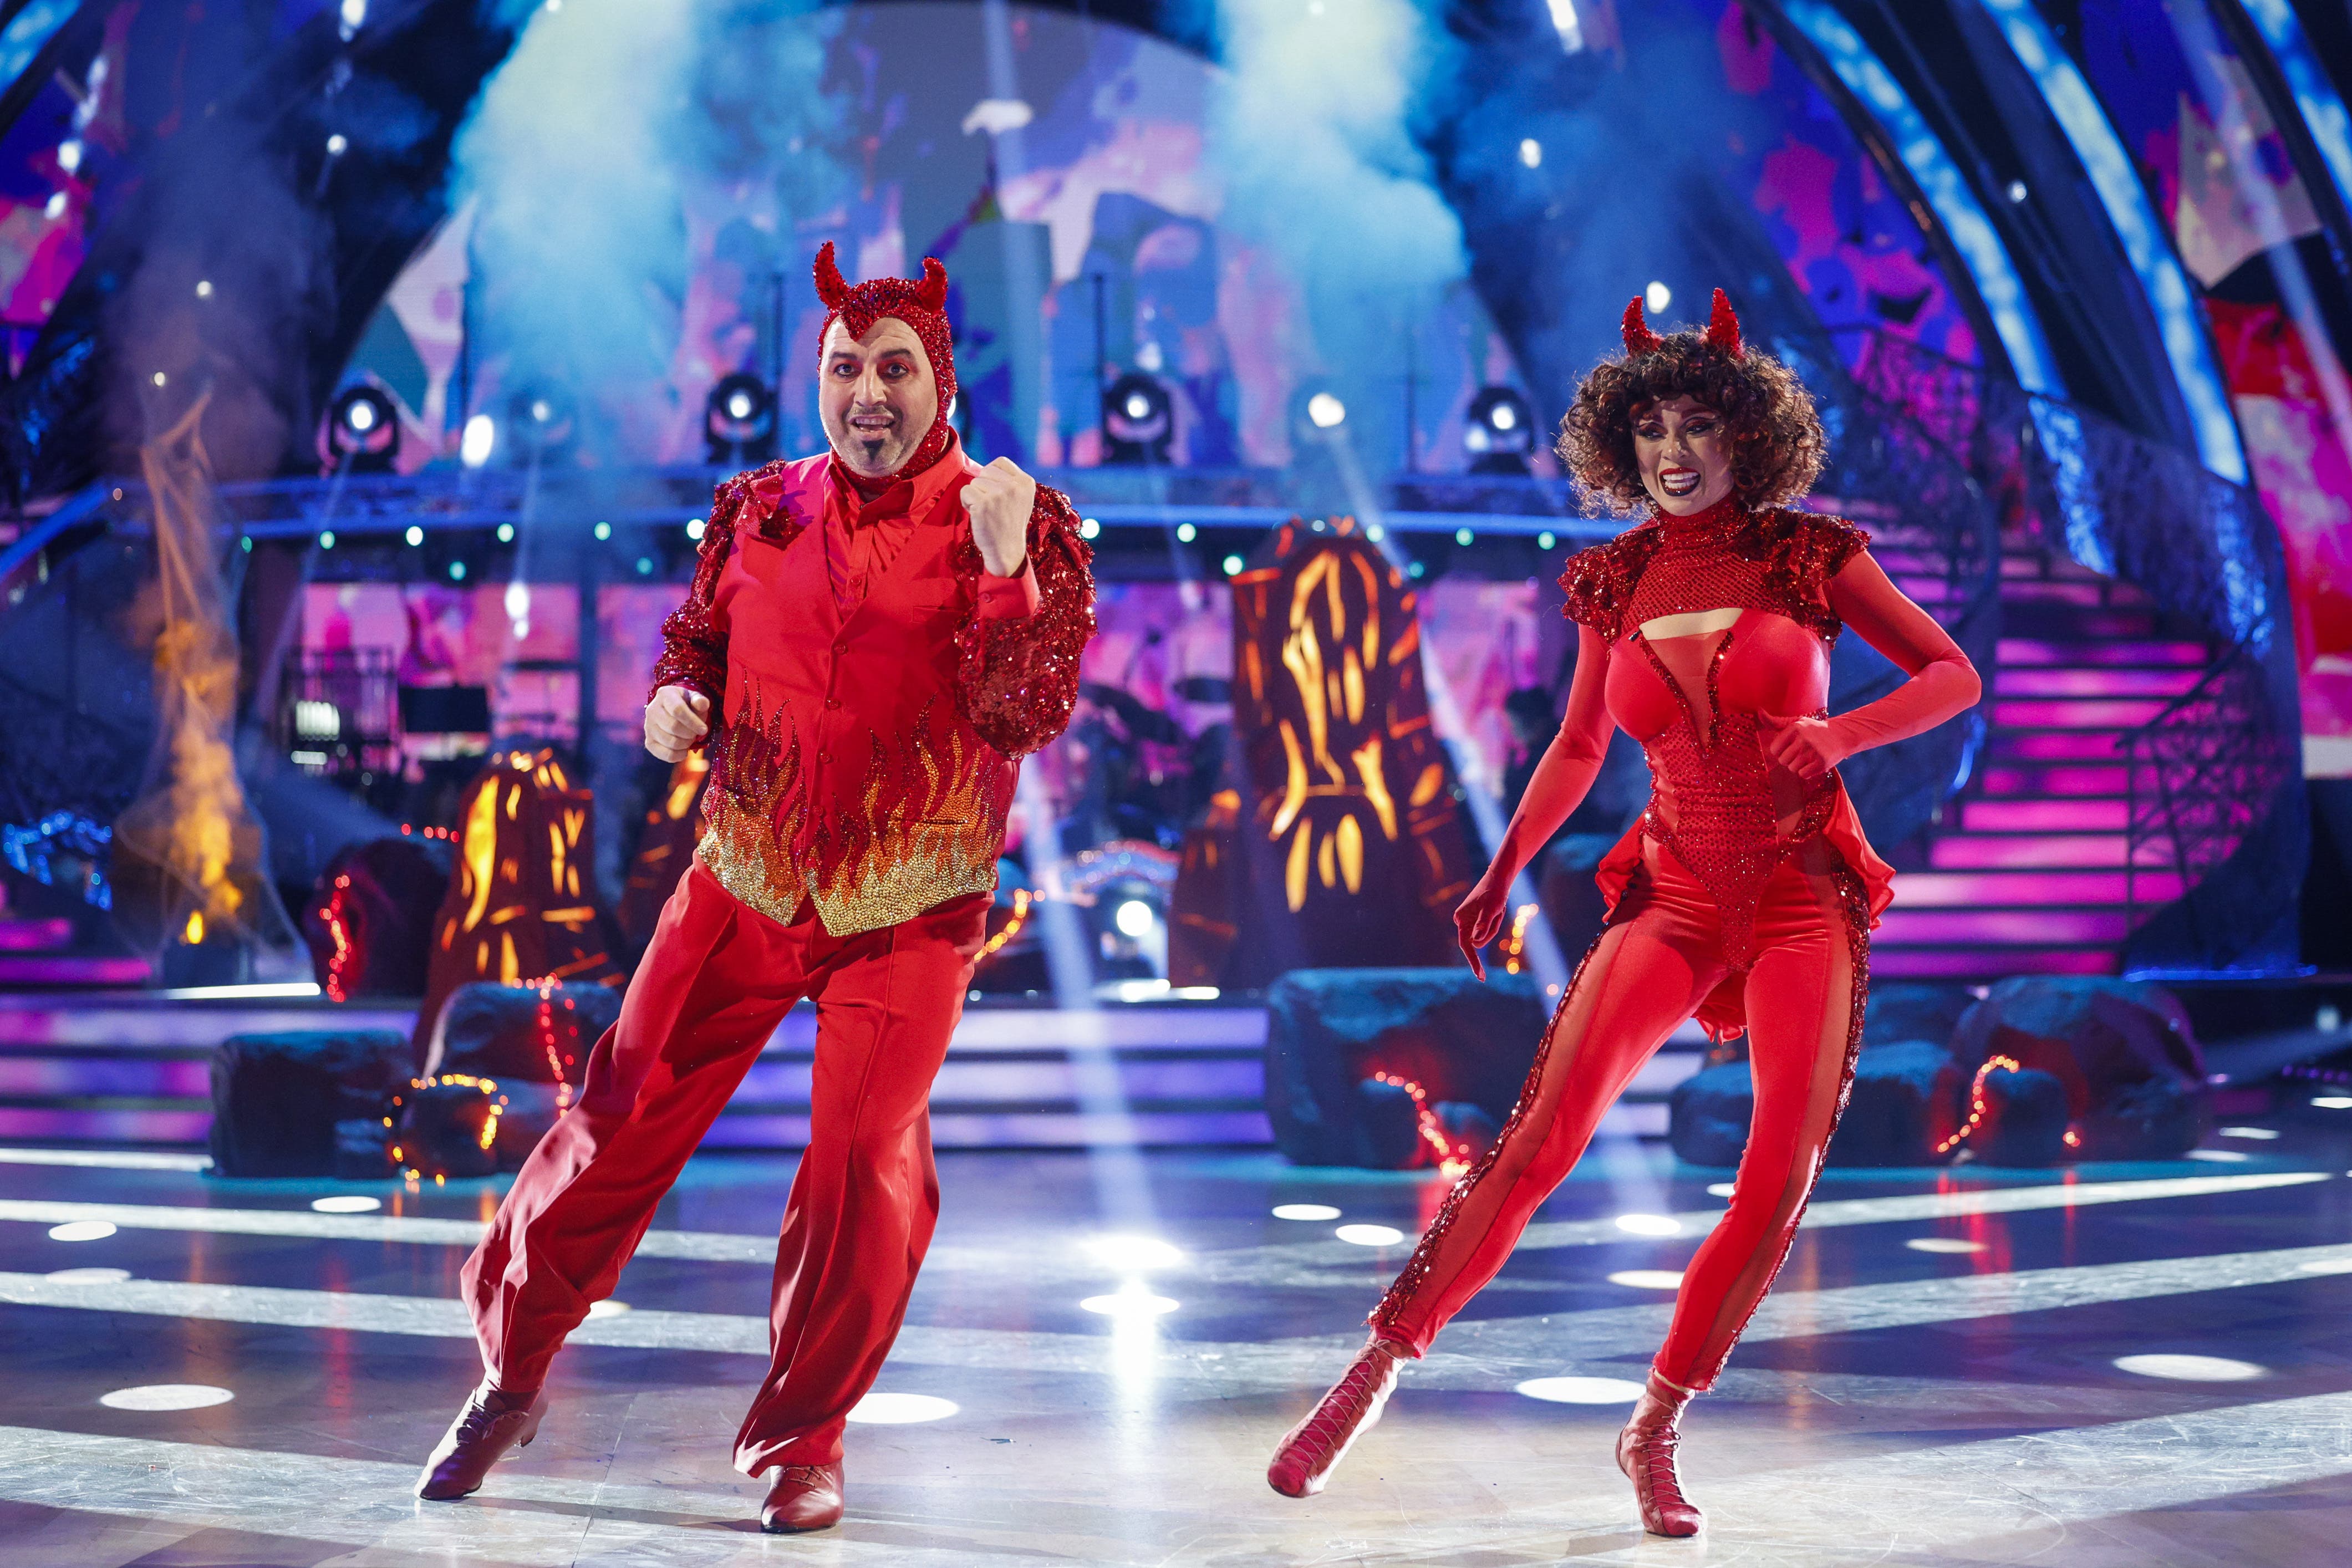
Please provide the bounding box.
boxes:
[1821,548,1982,756]
[953,483,1097,759]
[648,470,751,704]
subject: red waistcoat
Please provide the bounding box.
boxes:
[651,445,1095,935]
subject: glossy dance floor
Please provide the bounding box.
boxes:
[4,1117,2352,1567]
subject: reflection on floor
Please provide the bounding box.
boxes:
[3,1114,2351,1566]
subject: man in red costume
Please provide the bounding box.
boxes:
[416,246,1095,1533]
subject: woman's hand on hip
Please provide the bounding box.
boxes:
[1758,711,1847,782]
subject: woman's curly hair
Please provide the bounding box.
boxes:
[1555,331,1826,515]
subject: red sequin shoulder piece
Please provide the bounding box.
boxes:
[1556,525,1662,642]
[951,482,1097,760]
[1747,507,1870,644]
[1557,506,1869,645]
[649,459,810,704]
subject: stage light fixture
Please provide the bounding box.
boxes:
[593,521,612,541]
[1455,527,1474,546]
[686,517,705,541]
[636,556,653,575]
[404,525,423,547]
[57,140,80,173]
[327,384,400,473]
[1113,899,1155,938]
[496,522,515,543]
[340,0,368,28]
[1175,522,1197,543]
[507,390,577,465]
[1538,530,1556,549]
[461,414,497,469]
[1519,138,1542,167]
[1221,553,1243,577]
[704,371,778,466]
[1306,392,1345,429]
[1102,372,1173,465]
[1079,517,1101,540]
[326,133,348,157]
[318,530,335,549]
[195,279,212,298]
[1463,385,1537,475]
[448,561,466,581]
[1645,280,1671,312]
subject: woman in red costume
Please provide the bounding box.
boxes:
[1266,291,1980,1536]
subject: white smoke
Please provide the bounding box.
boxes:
[450,0,847,462]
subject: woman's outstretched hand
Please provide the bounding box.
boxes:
[1454,866,1514,981]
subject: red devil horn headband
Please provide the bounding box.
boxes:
[1621,288,1746,358]
[1621,297,1663,356]
[916,256,949,312]
[814,241,851,310]
[1706,288,1743,357]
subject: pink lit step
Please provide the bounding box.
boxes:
[1891,868,2183,906]
[1978,764,2129,796]
[1876,908,2129,944]
[1994,668,2203,699]
[0,955,154,986]
[1996,639,2208,668]
[1872,949,2117,978]
[2001,580,2114,606]
[1987,730,2129,761]
[1961,797,2129,832]
[1992,698,2166,729]
[0,917,72,953]
[1928,833,2170,869]
[2001,610,2162,640]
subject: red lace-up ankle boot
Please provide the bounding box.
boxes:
[1616,1368,1702,1537]
[1266,1337,1406,1498]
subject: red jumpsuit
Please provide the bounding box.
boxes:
[1367,496,1978,1392]
[461,435,1095,1475]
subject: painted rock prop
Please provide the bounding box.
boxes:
[207,1030,410,1177]
[1949,977,2207,1159]
[1266,968,1544,1168]
[299,834,452,1002]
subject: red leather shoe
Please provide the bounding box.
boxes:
[1616,1372,1702,1537]
[1266,1339,1404,1498]
[760,1461,846,1533]
[415,1385,546,1501]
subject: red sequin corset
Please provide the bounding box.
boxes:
[1563,500,1876,970]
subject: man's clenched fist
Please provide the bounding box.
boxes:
[645,685,711,762]
[964,455,1035,579]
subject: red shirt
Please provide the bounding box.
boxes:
[652,437,1093,935]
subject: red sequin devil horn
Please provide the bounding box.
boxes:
[1622,297,1664,357]
[1706,287,1744,357]
[915,256,949,312]
[813,241,851,311]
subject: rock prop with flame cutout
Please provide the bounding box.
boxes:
[411,749,623,1062]
[1223,520,1475,984]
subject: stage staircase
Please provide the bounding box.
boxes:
[1869,536,2202,981]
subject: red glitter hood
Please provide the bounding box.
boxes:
[813,241,958,480]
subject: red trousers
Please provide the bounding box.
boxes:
[1370,836,1865,1391]
[461,859,988,1474]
